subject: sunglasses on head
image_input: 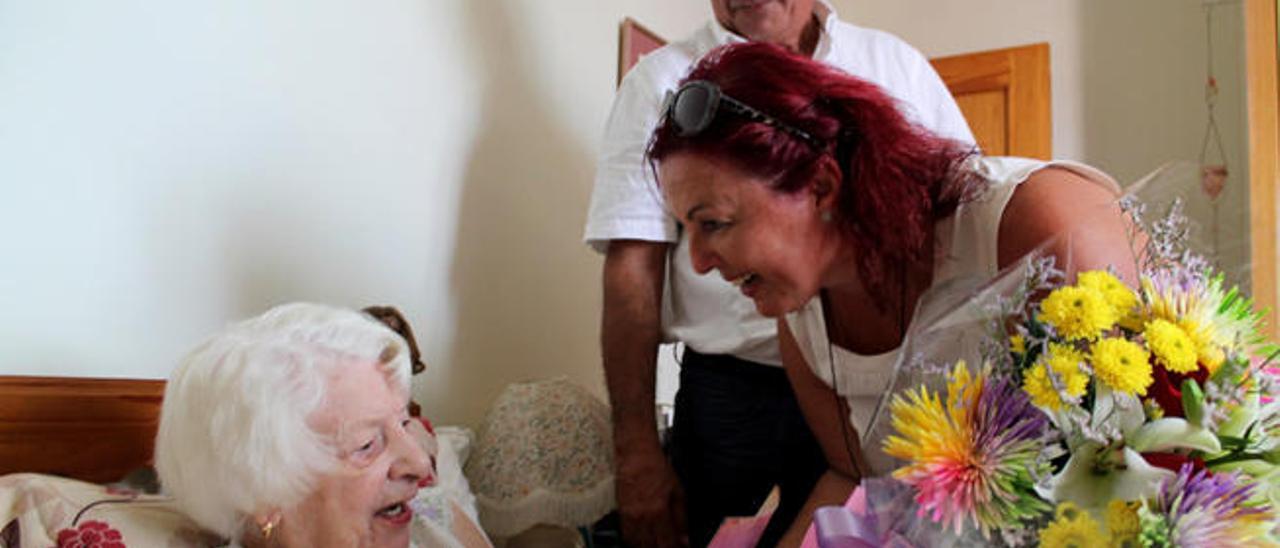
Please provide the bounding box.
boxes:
[661,80,824,149]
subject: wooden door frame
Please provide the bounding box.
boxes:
[930,42,1052,159]
[1247,0,1278,339]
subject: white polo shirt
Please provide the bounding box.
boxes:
[583,4,976,366]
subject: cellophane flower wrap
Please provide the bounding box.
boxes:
[845,167,1280,547]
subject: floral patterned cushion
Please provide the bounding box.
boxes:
[463,377,614,537]
[0,473,218,547]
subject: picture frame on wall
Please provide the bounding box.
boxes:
[618,17,666,87]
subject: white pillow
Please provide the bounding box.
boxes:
[411,425,491,547]
[433,426,479,522]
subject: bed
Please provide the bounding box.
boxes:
[0,374,487,547]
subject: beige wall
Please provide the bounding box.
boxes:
[840,0,1251,286]
[3,1,1252,428]
[0,0,708,427]
[837,1,1088,159]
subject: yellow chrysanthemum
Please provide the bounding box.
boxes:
[1117,311,1148,333]
[1180,319,1226,374]
[1105,500,1141,546]
[1023,365,1061,410]
[1040,285,1118,340]
[1039,502,1107,548]
[1144,319,1199,374]
[1010,334,1026,355]
[1079,270,1138,319]
[1022,344,1089,410]
[1140,273,1259,369]
[1090,337,1153,396]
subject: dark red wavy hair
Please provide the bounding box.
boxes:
[647,43,981,303]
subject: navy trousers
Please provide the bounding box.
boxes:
[669,349,827,547]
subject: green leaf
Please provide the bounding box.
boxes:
[1181,378,1206,426]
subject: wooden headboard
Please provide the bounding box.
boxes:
[0,375,165,483]
[0,373,424,484]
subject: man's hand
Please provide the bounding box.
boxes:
[616,445,688,547]
[601,239,686,546]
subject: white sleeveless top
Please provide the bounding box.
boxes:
[784,156,1120,476]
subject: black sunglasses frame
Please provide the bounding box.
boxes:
[662,80,824,149]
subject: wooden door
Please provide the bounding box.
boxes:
[930,43,1052,159]
[1246,0,1278,338]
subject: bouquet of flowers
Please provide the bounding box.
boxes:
[823,197,1280,547]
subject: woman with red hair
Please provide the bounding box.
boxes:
[647,42,1137,545]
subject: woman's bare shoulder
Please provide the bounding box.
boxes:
[997,166,1135,278]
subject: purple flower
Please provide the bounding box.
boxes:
[975,376,1049,450]
[1144,464,1275,547]
[883,363,1052,537]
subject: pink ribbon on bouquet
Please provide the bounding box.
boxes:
[800,483,919,548]
[813,506,917,548]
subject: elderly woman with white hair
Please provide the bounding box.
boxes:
[154,302,488,547]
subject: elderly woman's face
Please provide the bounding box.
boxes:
[276,361,433,548]
[661,152,838,318]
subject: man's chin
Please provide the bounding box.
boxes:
[735,20,788,43]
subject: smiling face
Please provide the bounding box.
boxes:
[661,152,844,317]
[272,360,433,548]
[711,0,817,50]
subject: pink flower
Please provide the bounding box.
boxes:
[56,520,126,548]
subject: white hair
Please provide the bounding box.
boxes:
[154,302,412,539]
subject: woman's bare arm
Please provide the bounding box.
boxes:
[776,317,862,547]
[998,167,1141,284]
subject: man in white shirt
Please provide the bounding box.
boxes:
[584,1,974,545]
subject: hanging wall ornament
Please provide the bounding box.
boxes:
[1199,74,1228,201]
[1198,2,1230,260]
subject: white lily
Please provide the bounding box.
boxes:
[1039,388,1176,513]
[1128,417,1222,454]
[1038,441,1174,513]
[1091,385,1145,439]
